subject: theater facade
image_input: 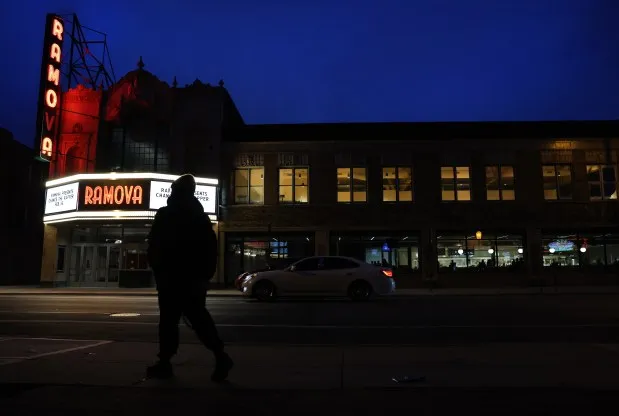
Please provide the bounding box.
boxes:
[37,54,242,287]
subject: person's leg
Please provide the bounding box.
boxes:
[183,290,233,382]
[147,290,183,378]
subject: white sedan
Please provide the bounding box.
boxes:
[240,256,396,301]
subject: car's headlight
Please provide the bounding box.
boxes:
[243,273,256,282]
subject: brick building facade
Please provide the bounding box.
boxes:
[218,121,619,288]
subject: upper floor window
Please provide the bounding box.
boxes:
[587,165,618,200]
[485,165,515,200]
[382,167,413,202]
[542,164,572,200]
[337,167,367,203]
[279,168,309,204]
[441,166,471,201]
[234,167,264,204]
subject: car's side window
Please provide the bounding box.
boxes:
[323,257,360,270]
[294,257,323,271]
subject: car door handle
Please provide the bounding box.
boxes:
[345,272,353,276]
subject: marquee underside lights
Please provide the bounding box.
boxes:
[43,211,218,224]
[43,172,219,224]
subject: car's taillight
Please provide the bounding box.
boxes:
[381,269,393,278]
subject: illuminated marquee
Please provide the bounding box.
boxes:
[42,172,219,224]
[37,14,64,162]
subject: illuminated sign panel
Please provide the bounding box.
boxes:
[78,179,150,211]
[42,173,219,224]
[44,182,79,214]
[149,180,217,214]
[36,14,64,162]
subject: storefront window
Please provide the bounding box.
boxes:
[330,232,420,272]
[437,232,524,272]
[543,232,619,269]
[542,234,579,267]
[67,225,151,287]
[225,233,315,284]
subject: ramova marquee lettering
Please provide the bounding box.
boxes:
[84,185,144,206]
[38,15,64,162]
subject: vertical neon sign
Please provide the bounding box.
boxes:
[36,14,64,162]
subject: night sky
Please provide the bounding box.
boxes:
[1,0,618,148]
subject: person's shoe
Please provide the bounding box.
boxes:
[146,361,174,379]
[211,352,234,382]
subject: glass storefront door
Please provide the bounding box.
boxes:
[69,244,121,287]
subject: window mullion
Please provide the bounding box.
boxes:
[350,168,354,202]
[395,166,400,202]
[292,168,296,203]
[453,167,457,201]
[498,167,503,200]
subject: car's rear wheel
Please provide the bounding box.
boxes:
[348,280,373,301]
[253,280,277,301]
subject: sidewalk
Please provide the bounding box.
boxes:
[1,338,619,414]
[2,338,619,390]
[2,285,619,296]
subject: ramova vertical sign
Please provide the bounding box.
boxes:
[36,14,64,162]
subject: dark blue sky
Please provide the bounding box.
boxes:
[1,0,618,147]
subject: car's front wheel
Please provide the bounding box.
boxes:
[347,280,373,301]
[253,280,277,301]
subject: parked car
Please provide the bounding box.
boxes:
[240,256,396,301]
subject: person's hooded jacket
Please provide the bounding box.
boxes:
[147,174,217,290]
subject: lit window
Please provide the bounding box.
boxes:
[279,168,309,204]
[485,165,515,201]
[587,165,617,200]
[441,166,470,201]
[382,167,413,202]
[234,168,264,204]
[542,165,572,200]
[337,167,367,203]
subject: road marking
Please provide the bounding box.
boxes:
[1,320,619,329]
[0,340,112,367]
[0,311,157,315]
[1,336,112,342]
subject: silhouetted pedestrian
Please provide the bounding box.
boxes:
[146,174,233,382]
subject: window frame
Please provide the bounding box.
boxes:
[233,167,265,205]
[485,164,516,201]
[337,167,368,203]
[382,166,414,203]
[440,165,471,202]
[542,164,573,201]
[278,167,310,204]
[586,164,618,201]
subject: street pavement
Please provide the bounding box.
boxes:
[1,293,619,344]
[2,293,619,414]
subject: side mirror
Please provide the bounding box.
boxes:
[288,265,296,272]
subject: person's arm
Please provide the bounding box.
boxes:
[147,209,165,270]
